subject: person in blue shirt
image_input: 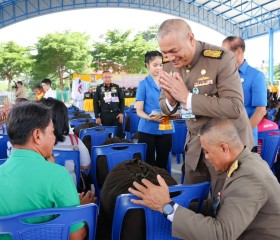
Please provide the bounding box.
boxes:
[135,51,174,170]
[222,36,267,151]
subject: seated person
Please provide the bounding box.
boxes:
[0,102,95,240]
[96,159,177,240]
[40,98,91,187]
[129,118,280,240]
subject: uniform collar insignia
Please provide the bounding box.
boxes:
[227,160,239,177]
[202,49,224,59]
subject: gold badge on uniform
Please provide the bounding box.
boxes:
[227,160,239,177]
[203,49,224,59]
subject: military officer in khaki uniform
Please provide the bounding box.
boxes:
[157,19,253,196]
[129,119,280,240]
[94,71,125,138]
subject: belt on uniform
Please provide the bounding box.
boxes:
[102,110,119,113]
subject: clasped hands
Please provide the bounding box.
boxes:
[159,70,189,106]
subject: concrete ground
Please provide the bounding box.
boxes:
[170,155,184,184]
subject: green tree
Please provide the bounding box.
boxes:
[137,25,159,42]
[33,31,93,90]
[274,64,280,81]
[0,41,33,91]
[91,29,157,73]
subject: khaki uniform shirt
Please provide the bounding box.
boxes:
[15,86,28,99]
[160,41,254,171]
[172,148,280,240]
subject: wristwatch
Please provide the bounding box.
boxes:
[162,201,175,218]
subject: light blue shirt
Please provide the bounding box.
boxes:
[239,60,267,146]
[136,75,174,135]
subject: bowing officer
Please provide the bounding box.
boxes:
[94,71,125,138]
[157,19,253,197]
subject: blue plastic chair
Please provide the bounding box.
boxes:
[93,125,117,138]
[0,203,98,240]
[112,182,210,240]
[172,119,187,164]
[69,118,96,130]
[124,110,140,140]
[91,143,147,197]
[0,134,9,159]
[52,149,81,188]
[0,158,7,165]
[258,130,280,172]
[79,127,111,147]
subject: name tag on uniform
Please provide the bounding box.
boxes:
[111,96,119,102]
[181,110,196,121]
[104,92,112,103]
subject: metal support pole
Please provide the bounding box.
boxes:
[269,29,274,83]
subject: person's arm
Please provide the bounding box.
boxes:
[135,101,162,122]
[129,173,267,240]
[249,71,267,129]
[70,227,87,240]
[250,107,267,129]
[118,85,125,114]
[93,87,101,119]
[78,138,91,170]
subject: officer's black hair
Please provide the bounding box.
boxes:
[222,36,245,52]
[144,51,163,68]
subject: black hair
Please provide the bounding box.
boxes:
[16,81,23,85]
[41,78,52,86]
[34,84,42,90]
[222,36,245,52]
[144,51,163,67]
[7,102,52,145]
[40,98,69,144]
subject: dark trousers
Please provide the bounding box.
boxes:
[138,132,172,170]
[183,151,226,198]
[101,112,124,138]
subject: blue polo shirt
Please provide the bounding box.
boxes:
[0,149,83,239]
[239,60,267,146]
[136,75,174,135]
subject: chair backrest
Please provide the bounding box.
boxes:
[79,127,111,147]
[0,158,7,165]
[0,203,98,240]
[124,110,140,140]
[93,126,117,138]
[112,182,210,240]
[91,143,147,197]
[172,119,187,164]
[70,118,96,130]
[258,130,280,170]
[0,134,9,159]
[53,149,80,187]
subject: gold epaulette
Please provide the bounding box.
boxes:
[202,49,224,59]
[227,160,239,177]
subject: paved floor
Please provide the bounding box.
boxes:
[170,155,184,184]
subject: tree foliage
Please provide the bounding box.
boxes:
[274,64,280,81]
[91,29,158,73]
[0,41,33,90]
[136,25,159,42]
[33,31,93,89]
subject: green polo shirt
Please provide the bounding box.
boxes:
[0,149,83,239]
